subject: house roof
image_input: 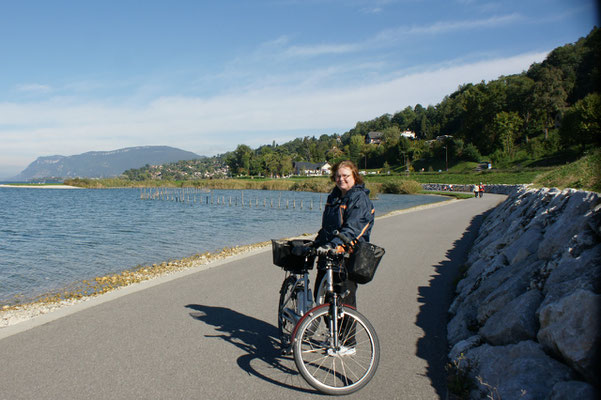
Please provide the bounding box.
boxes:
[293,161,329,170]
[367,131,384,139]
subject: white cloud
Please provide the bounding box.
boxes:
[259,13,525,61]
[0,49,547,178]
[407,13,523,34]
[284,43,361,57]
[15,83,53,94]
[376,13,523,40]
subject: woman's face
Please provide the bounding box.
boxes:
[335,166,356,194]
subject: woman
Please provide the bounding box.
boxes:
[313,160,375,310]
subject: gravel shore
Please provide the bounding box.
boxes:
[0,241,274,328]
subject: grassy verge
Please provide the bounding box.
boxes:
[533,149,601,192]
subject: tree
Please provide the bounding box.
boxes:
[458,81,507,154]
[348,135,365,166]
[531,66,567,140]
[502,74,536,142]
[560,92,601,148]
[391,106,416,130]
[226,144,253,175]
[494,111,523,158]
[278,155,294,177]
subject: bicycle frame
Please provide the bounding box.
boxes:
[291,253,348,347]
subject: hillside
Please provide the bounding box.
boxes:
[10,146,201,181]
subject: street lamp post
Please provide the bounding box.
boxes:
[444,145,448,171]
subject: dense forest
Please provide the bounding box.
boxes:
[124,27,600,181]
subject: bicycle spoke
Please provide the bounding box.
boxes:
[294,306,379,395]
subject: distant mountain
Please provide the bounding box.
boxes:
[10,146,201,181]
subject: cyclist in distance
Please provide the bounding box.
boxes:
[313,160,375,309]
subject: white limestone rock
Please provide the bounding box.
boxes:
[537,289,601,383]
[479,289,543,345]
[463,341,573,400]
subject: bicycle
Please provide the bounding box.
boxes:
[272,234,380,395]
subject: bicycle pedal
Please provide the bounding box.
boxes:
[281,347,293,356]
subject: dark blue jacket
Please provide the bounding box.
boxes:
[315,184,375,248]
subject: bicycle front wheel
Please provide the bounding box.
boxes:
[292,304,380,395]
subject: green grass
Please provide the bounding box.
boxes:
[533,148,601,192]
[365,169,546,185]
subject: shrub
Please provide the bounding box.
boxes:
[290,179,333,193]
[462,143,482,162]
[381,180,422,194]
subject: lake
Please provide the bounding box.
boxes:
[0,187,447,304]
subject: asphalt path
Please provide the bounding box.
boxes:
[0,193,505,400]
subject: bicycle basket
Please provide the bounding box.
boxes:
[347,242,385,284]
[272,239,315,272]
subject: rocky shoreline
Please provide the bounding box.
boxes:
[446,186,600,399]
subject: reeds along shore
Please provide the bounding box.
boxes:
[65,177,338,192]
[64,177,423,196]
[139,187,324,210]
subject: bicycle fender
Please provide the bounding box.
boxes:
[290,302,357,341]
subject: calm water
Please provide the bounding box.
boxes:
[0,187,446,304]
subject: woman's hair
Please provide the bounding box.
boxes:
[330,160,364,185]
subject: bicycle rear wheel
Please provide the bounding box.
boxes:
[278,276,299,351]
[292,304,380,395]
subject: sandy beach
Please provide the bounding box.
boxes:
[0,184,82,189]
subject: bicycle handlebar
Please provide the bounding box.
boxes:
[290,230,353,259]
[333,230,352,246]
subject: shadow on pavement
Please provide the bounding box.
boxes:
[415,209,492,398]
[185,304,315,394]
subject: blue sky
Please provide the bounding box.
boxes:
[0,0,598,179]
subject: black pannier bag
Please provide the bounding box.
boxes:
[347,242,385,284]
[272,239,315,273]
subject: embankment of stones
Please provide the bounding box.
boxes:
[447,186,600,399]
[422,183,522,195]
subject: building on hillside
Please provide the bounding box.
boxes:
[365,131,384,144]
[293,162,331,176]
[401,130,417,140]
